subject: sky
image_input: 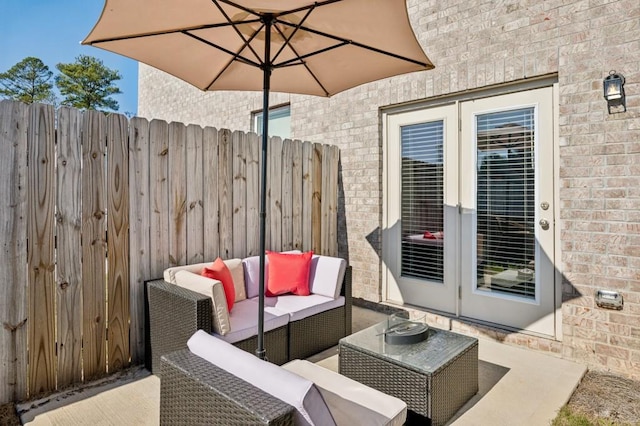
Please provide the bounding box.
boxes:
[0,0,138,115]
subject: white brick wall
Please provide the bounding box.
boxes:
[139,0,640,379]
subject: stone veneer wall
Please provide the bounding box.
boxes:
[138,0,640,379]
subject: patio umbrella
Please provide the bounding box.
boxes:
[83,0,434,360]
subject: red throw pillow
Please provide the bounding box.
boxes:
[202,257,235,311]
[266,251,314,296]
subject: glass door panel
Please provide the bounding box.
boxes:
[460,87,556,336]
[401,121,444,282]
[476,108,536,299]
[384,104,458,314]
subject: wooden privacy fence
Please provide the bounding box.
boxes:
[0,100,339,404]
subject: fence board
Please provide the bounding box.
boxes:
[0,101,29,404]
[328,146,339,256]
[321,145,339,256]
[246,132,260,256]
[301,141,313,252]
[202,127,219,261]
[281,139,293,251]
[292,141,303,251]
[186,124,204,264]
[218,129,233,259]
[269,137,283,252]
[312,143,323,254]
[149,120,170,278]
[107,114,130,372]
[128,117,150,364]
[168,122,187,267]
[232,131,247,258]
[28,103,56,397]
[56,107,83,388]
[82,110,107,381]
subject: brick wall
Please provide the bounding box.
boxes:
[138,0,640,378]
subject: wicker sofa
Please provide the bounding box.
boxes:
[159,330,407,426]
[146,253,352,373]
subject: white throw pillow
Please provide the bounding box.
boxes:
[174,270,231,335]
[188,330,335,426]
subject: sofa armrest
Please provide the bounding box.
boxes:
[146,279,213,374]
[342,266,353,335]
[161,349,295,426]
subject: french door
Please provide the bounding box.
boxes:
[383,87,556,336]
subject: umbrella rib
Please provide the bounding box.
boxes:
[85,20,262,45]
[277,21,432,68]
[216,0,262,18]
[182,31,261,69]
[212,0,263,66]
[216,0,341,19]
[272,24,331,97]
[274,41,347,68]
[271,7,315,65]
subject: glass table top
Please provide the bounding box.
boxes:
[339,320,478,375]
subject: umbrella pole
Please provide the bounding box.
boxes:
[257,14,273,361]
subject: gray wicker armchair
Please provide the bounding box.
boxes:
[160,349,295,425]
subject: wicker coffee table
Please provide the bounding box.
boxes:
[339,321,478,426]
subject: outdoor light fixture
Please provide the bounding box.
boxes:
[603,70,626,113]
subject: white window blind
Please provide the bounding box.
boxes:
[476,108,536,299]
[400,121,444,282]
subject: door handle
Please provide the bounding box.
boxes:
[539,219,550,230]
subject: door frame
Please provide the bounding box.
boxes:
[381,77,563,339]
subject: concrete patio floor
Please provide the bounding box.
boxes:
[18,306,586,425]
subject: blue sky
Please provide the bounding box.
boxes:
[0,0,138,115]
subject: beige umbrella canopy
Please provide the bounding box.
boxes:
[83,0,433,360]
[83,0,433,96]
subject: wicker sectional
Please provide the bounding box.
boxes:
[146,266,351,373]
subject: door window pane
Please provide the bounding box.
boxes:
[476,108,536,299]
[400,121,444,282]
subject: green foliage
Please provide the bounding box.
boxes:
[0,57,56,104]
[55,55,122,111]
[552,406,622,426]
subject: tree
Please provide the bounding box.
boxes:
[56,55,122,111]
[0,57,56,104]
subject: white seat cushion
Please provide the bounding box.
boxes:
[217,298,290,344]
[309,255,347,299]
[265,294,345,322]
[283,360,407,426]
[188,330,336,426]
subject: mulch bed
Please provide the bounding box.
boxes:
[566,370,640,424]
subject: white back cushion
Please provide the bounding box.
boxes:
[188,330,335,426]
[224,258,247,302]
[164,261,210,283]
[308,256,347,299]
[173,271,230,335]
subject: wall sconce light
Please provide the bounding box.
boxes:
[603,70,626,113]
